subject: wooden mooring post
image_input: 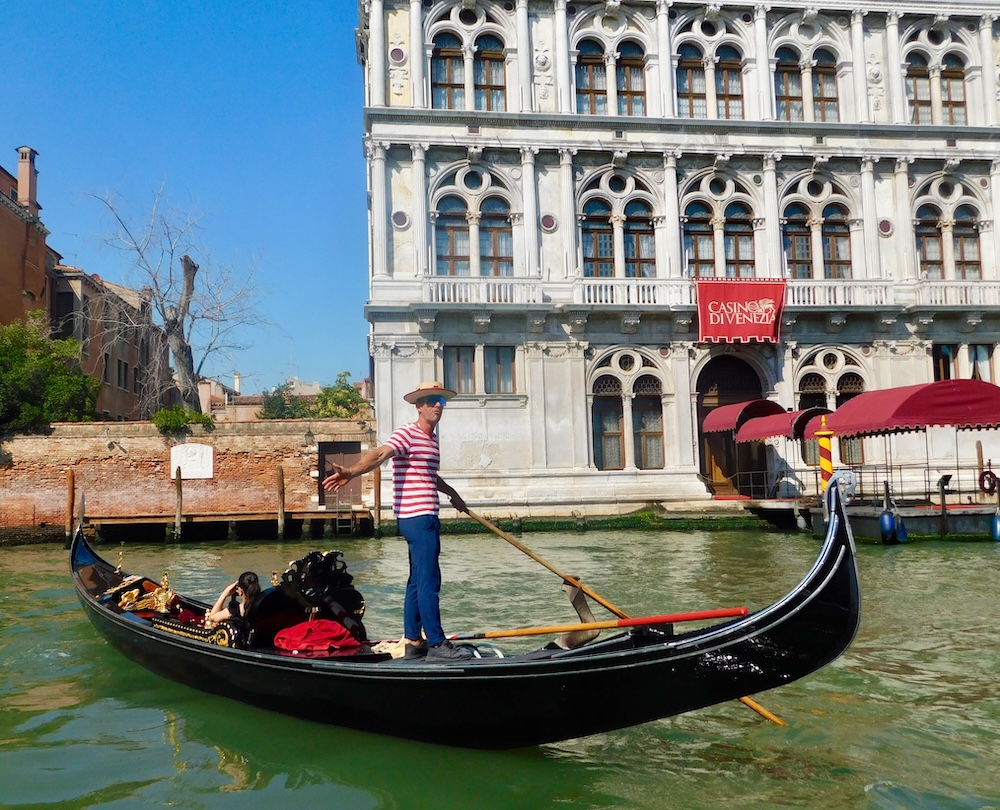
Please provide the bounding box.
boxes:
[277,466,286,539]
[174,466,183,541]
[66,469,75,543]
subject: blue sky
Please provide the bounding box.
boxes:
[3,1,369,394]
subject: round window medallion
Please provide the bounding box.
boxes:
[389,47,406,64]
[878,219,893,236]
[540,213,558,232]
[391,211,410,229]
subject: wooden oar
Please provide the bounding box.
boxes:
[449,607,749,641]
[465,508,788,727]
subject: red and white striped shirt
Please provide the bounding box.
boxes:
[385,422,441,518]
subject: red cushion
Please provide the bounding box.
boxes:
[273,619,361,652]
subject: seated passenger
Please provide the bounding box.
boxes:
[205,571,261,627]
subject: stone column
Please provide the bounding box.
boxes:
[894,157,916,280]
[412,143,428,277]
[801,59,816,122]
[712,216,726,276]
[369,140,389,278]
[939,219,955,280]
[622,394,637,470]
[611,214,626,277]
[860,157,880,278]
[763,153,782,276]
[848,218,865,280]
[656,1,675,117]
[663,152,682,276]
[463,44,476,110]
[851,10,870,122]
[754,5,773,119]
[560,148,578,277]
[809,218,824,279]
[605,52,619,114]
[929,64,943,125]
[555,0,572,114]
[520,146,540,277]
[410,0,425,108]
[886,12,906,124]
[704,56,719,119]
[468,212,482,276]
[981,16,999,127]
[516,0,533,112]
[370,0,386,107]
[992,160,1000,276]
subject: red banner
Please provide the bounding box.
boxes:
[696,279,787,343]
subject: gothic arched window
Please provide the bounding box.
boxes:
[617,41,646,116]
[915,203,944,279]
[592,375,624,470]
[940,52,967,125]
[775,47,804,121]
[953,204,981,280]
[474,34,506,111]
[431,33,465,109]
[435,196,470,276]
[813,49,839,122]
[783,202,812,278]
[724,202,754,277]
[822,203,851,279]
[479,196,513,277]
[905,52,932,124]
[676,44,707,118]
[633,375,664,469]
[624,200,655,278]
[683,200,714,277]
[576,39,608,114]
[715,46,744,119]
[582,199,614,277]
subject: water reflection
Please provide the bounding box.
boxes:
[1,532,999,808]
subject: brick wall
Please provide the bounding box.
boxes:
[0,419,374,537]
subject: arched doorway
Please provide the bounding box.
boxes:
[697,355,767,497]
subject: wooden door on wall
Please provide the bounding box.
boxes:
[318,442,362,507]
[697,355,764,497]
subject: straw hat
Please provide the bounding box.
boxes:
[403,380,457,404]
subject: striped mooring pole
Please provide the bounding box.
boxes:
[815,415,834,491]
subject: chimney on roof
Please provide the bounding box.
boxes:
[17,146,39,217]
[233,371,241,394]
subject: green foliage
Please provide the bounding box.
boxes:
[151,405,214,434]
[0,312,99,433]
[257,384,312,419]
[312,372,367,419]
[256,373,367,420]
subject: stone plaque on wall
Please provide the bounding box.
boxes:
[169,443,214,479]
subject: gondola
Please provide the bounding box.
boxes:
[70,484,861,749]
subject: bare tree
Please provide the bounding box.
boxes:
[92,187,266,412]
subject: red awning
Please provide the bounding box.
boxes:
[804,379,1000,438]
[735,407,831,443]
[702,400,786,434]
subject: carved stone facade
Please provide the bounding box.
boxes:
[358,1,1000,517]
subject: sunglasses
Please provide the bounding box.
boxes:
[418,395,447,407]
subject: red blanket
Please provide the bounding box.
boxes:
[273,619,361,652]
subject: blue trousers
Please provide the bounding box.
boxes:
[399,515,444,646]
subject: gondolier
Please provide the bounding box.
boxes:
[323,380,473,662]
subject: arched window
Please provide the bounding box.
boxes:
[905,53,932,124]
[592,375,624,470]
[633,375,663,469]
[940,52,967,125]
[474,35,506,111]
[953,205,980,280]
[617,41,646,116]
[624,200,655,278]
[822,203,851,279]
[582,199,614,277]
[774,47,804,121]
[797,372,827,410]
[683,200,714,276]
[813,49,839,122]
[716,46,744,119]
[576,39,608,114]
[724,202,753,277]
[435,196,470,276]
[783,202,811,278]
[479,196,513,277]
[431,33,465,110]
[676,44,707,118]
[915,203,943,279]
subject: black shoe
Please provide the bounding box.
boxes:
[403,639,427,659]
[426,640,475,662]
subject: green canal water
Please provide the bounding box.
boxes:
[1,527,998,809]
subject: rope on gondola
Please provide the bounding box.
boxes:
[979,470,997,495]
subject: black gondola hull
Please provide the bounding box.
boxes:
[71,487,861,748]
